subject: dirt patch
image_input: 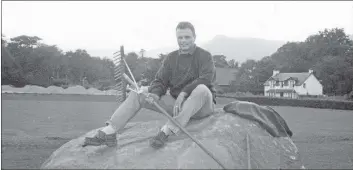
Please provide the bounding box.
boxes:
[87,87,105,95]
[46,86,65,94]
[1,85,108,95]
[62,85,87,94]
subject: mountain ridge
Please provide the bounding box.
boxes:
[145,35,286,63]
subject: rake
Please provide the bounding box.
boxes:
[113,46,227,169]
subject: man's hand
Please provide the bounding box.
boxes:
[173,92,187,117]
[144,93,160,105]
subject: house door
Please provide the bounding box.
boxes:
[280,92,284,97]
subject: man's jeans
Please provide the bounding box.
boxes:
[105,84,215,135]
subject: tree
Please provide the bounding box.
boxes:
[213,55,229,68]
[235,61,239,69]
[29,44,64,86]
[125,52,139,75]
[306,28,352,59]
[158,53,167,62]
[228,59,235,68]
[2,34,7,45]
[10,35,42,48]
[305,28,353,95]
[314,55,353,95]
[228,59,239,68]
[2,34,119,88]
[139,49,145,58]
[1,43,26,87]
[270,42,310,72]
[232,59,257,93]
[144,58,162,83]
[233,27,353,96]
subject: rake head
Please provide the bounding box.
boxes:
[112,51,127,103]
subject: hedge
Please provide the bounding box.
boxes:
[216,94,353,110]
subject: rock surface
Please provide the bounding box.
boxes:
[41,106,304,169]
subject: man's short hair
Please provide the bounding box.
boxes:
[176,21,196,37]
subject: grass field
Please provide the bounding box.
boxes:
[1,94,353,169]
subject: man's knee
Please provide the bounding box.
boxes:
[125,91,144,106]
[126,90,139,99]
[190,84,211,97]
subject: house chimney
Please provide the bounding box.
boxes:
[308,69,313,74]
[273,70,280,76]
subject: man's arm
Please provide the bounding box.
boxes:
[181,52,215,96]
[148,56,171,98]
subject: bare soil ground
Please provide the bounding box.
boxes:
[1,94,353,169]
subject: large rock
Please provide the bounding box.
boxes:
[41,101,304,169]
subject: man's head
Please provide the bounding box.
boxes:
[176,22,196,52]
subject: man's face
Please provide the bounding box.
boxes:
[176,28,195,52]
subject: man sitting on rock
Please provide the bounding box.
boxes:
[83,21,217,149]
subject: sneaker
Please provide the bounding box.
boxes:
[150,131,169,149]
[82,130,117,147]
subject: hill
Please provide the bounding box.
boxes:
[145,35,285,63]
[202,35,285,62]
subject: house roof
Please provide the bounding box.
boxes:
[215,67,237,86]
[266,89,296,93]
[264,72,312,86]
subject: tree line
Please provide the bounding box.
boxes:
[1,35,168,90]
[2,27,352,96]
[1,34,239,90]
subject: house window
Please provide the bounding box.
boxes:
[281,82,284,88]
[303,83,306,88]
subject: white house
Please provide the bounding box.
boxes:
[263,69,323,98]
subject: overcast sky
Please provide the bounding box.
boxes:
[2,1,353,58]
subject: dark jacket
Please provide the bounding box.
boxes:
[148,46,216,103]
